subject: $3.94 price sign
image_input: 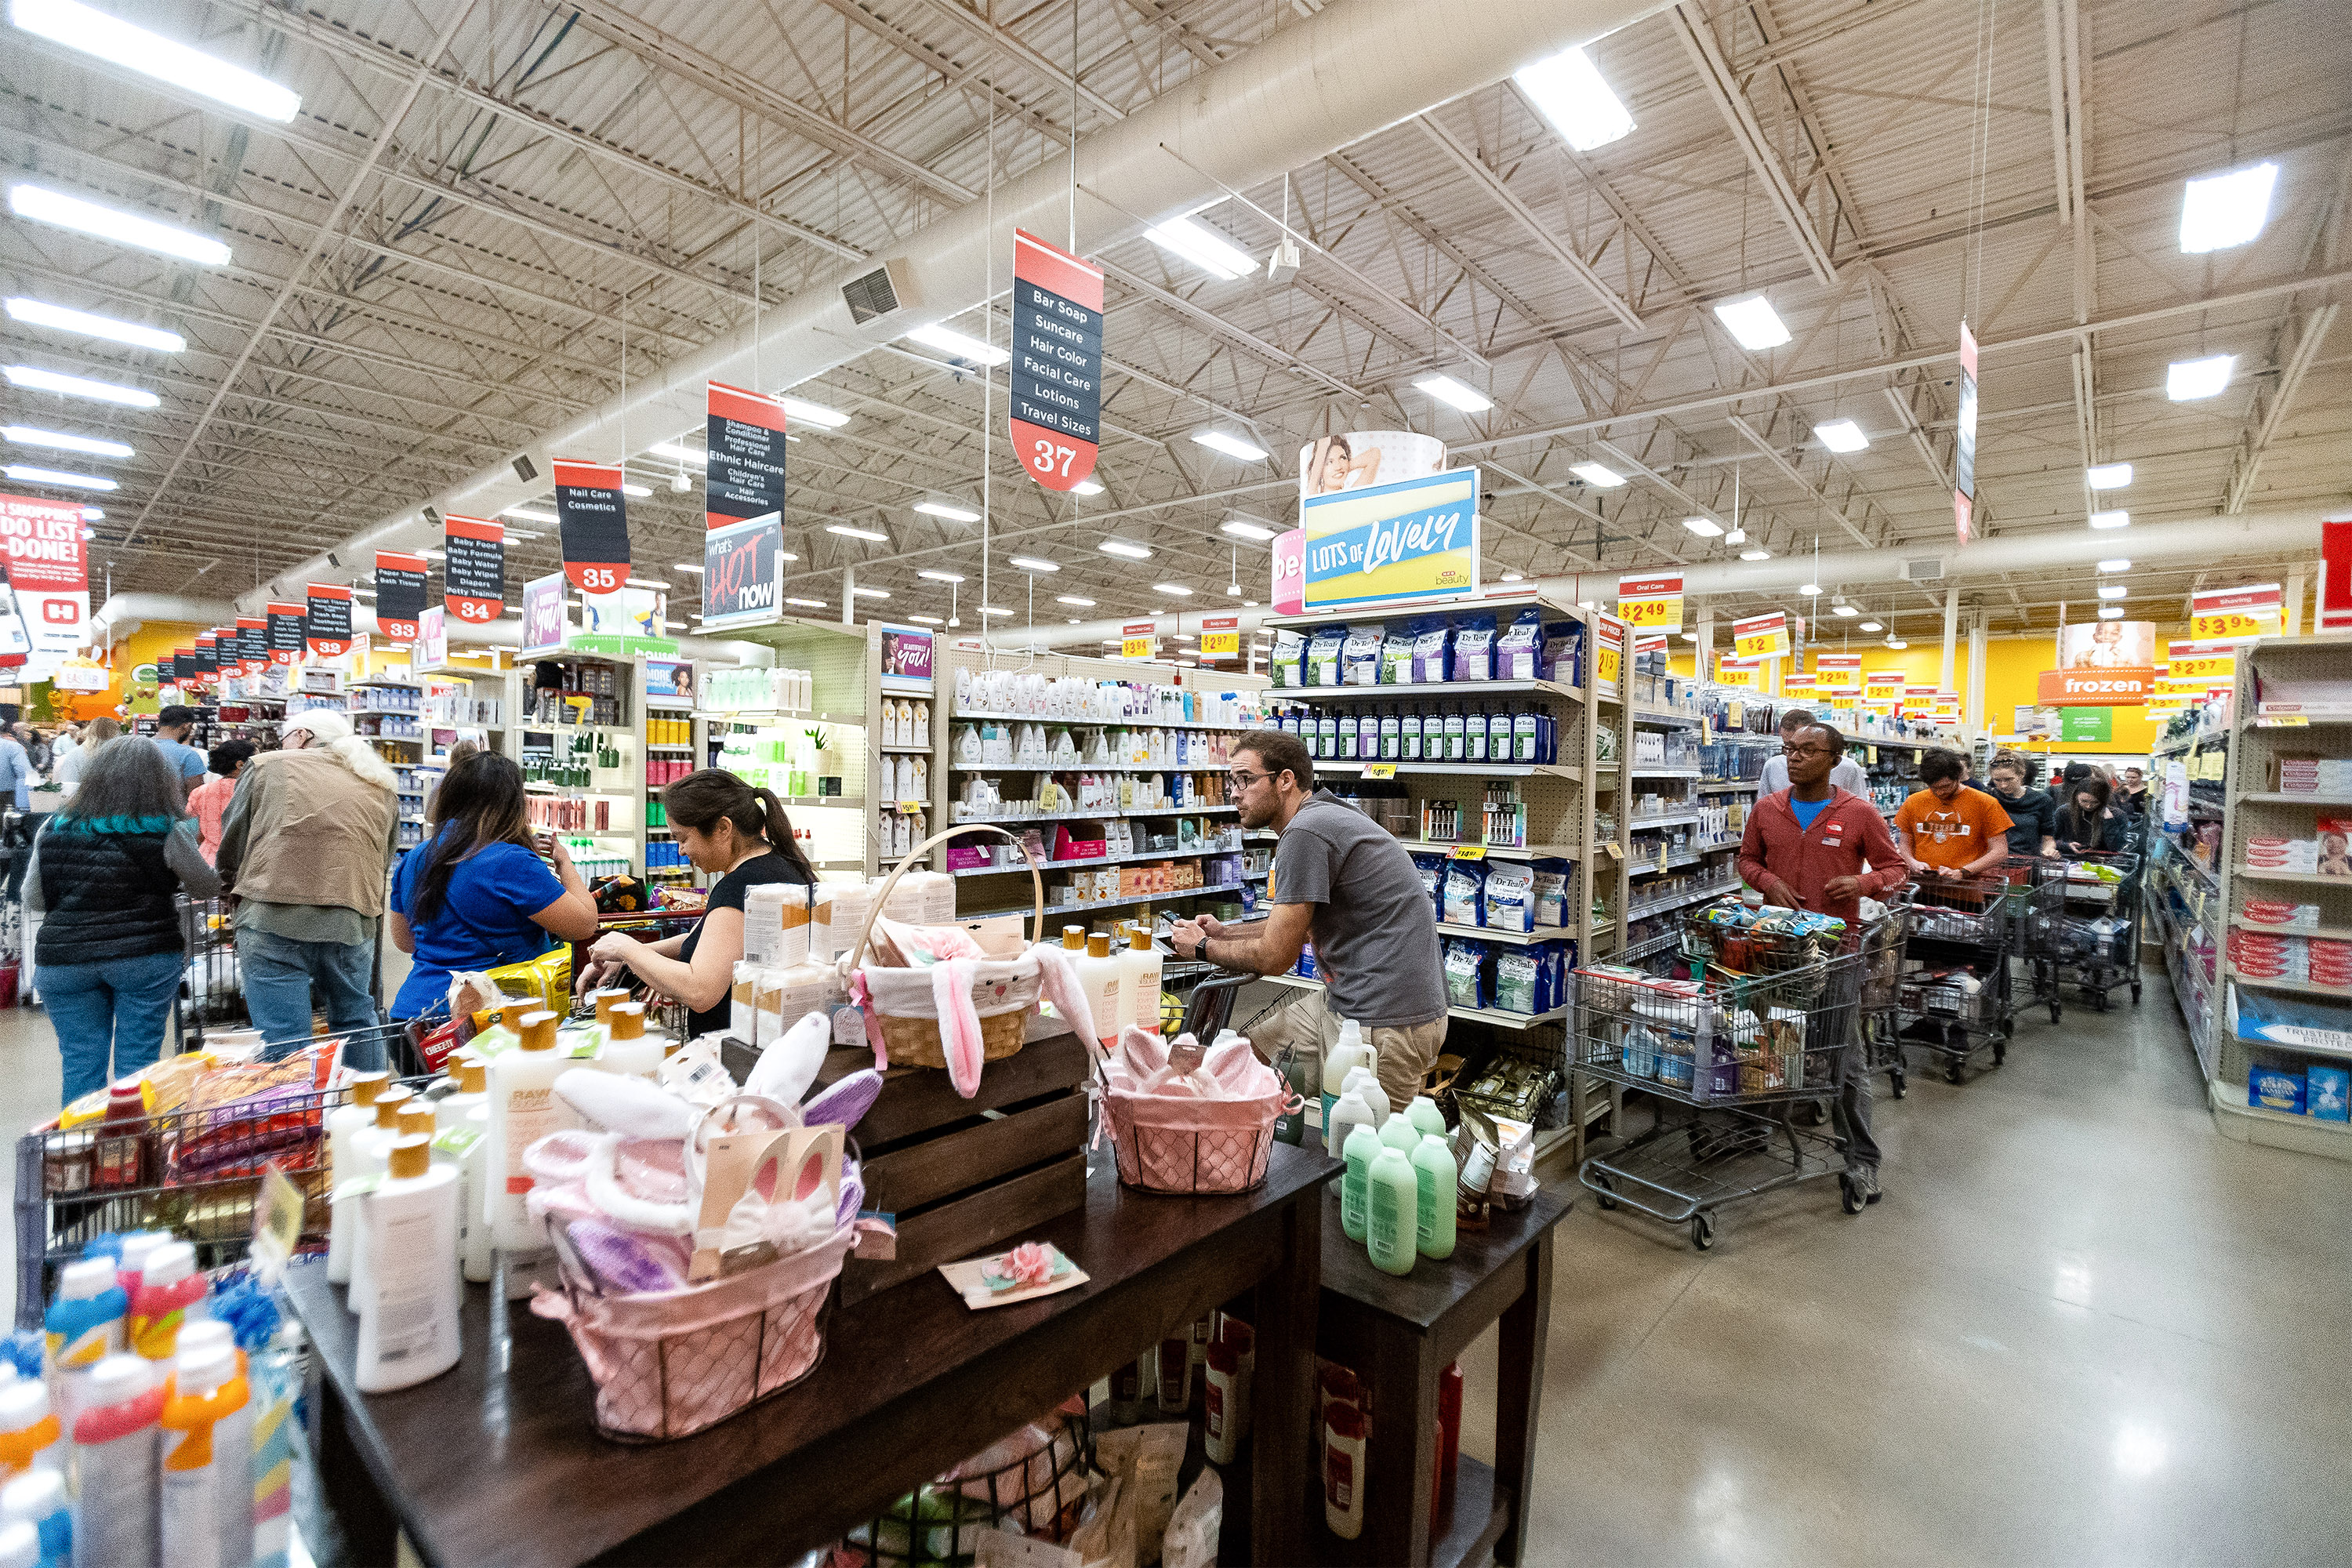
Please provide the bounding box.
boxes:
[1009,230,1105,492]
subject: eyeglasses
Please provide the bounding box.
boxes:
[1226,769,1269,789]
[1780,745,1833,759]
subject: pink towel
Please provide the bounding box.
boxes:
[931,956,986,1098]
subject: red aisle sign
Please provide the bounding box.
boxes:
[706,381,788,531]
[267,601,304,665]
[443,516,506,625]
[553,459,630,593]
[1954,321,1978,545]
[306,583,354,658]
[1008,230,1104,492]
[373,550,429,643]
[235,616,267,674]
[2323,513,2352,633]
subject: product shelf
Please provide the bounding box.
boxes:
[2230,916,2352,941]
[1625,852,1703,878]
[950,844,1243,878]
[962,880,1250,924]
[1267,677,1583,705]
[2224,968,2352,1016]
[1625,881,1737,922]
[1316,760,1582,782]
[1392,839,1580,862]
[1626,811,1702,829]
[1627,768,1701,780]
[952,762,1232,774]
[1632,708,1701,728]
[952,710,1266,731]
[1258,971,1569,1030]
[952,804,1239,827]
[2238,793,2352,806]
[1432,921,1577,947]
[1698,779,1761,793]
[2209,1078,2352,1143]
[2230,866,2351,886]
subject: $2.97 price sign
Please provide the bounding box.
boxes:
[1008,230,1104,492]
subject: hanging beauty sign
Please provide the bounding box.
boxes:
[373,550,428,642]
[1009,229,1103,492]
[235,616,267,674]
[267,601,304,665]
[706,382,788,530]
[553,459,630,593]
[443,516,506,625]
[305,583,354,658]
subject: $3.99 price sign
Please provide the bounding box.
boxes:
[1008,230,1104,492]
[2188,583,2281,644]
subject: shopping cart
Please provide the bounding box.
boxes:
[180,895,244,1042]
[1857,889,1916,1097]
[1571,905,1884,1248]
[2048,849,2143,1011]
[1895,858,2063,1084]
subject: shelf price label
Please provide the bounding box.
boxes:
[1593,615,1624,699]
[1363,762,1397,779]
[1617,572,1683,633]
[1714,655,1762,690]
[2187,583,2281,645]
[1732,610,1789,662]
[1448,844,1484,860]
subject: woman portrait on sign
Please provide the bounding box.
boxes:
[1303,435,1381,497]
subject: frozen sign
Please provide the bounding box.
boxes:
[1301,466,1479,611]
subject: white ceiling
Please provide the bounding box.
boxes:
[3,0,2347,641]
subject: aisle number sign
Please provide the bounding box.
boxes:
[443,516,507,625]
[2188,583,2282,644]
[373,550,429,643]
[234,617,267,675]
[552,459,630,593]
[1814,653,1863,692]
[1714,655,1762,689]
[1863,670,1907,706]
[1731,611,1789,661]
[1121,621,1156,660]
[1593,614,1625,699]
[1008,230,1105,492]
[705,381,788,530]
[266,602,303,665]
[1616,572,1683,633]
[1199,615,1240,657]
[304,583,354,659]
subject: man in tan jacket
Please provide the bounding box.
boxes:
[217,708,401,1066]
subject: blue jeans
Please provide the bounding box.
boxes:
[238,930,383,1068]
[45,949,185,1105]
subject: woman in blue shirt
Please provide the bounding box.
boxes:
[387,753,600,1019]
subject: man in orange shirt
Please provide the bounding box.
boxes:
[1895,750,2013,880]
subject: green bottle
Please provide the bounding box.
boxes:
[1377,1112,1418,1154]
[1341,1123,1381,1243]
[1406,1095,1446,1140]
[1366,1146,1418,1276]
[1412,1134,1457,1260]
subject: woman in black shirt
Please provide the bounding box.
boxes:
[1986,752,2058,856]
[2054,775,2132,855]
[574,770,815,1036]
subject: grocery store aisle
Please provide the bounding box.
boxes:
[1457,978,2352,1567]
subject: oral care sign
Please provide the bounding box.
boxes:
[1302,466,1479,611]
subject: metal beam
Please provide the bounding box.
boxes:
[1724,414,1875,549]
[2226,304,2337,514]
[1415,116,1644,332]
[1671,2,1838,285]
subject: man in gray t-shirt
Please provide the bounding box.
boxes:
[1170,730,1446,1110]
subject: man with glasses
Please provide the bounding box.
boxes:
[1738,721,1907,1201]
[1169,729,1446,1113]
[1756,708,1868,796]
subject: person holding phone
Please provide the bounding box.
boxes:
[387,753,600,1021]
[1895,749,2013,881]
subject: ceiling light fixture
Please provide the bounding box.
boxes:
[503,506,557,524]
[4,424,130,459]
[1143,215,1256,281]
[917,570,965,583]
[778,395,851,428]
[825,523,888,542]
[1740,549,1771,561]
[1218,519,1276,542]
[1414,374,1494,413]
[1153,583,1195,597]
[909,613,943,625]
[647,442,704,465]
[11,0,301,120]
[78,506,100,519]
[785,597,826,609]
[913,500,982,522]
[2,365,157,407]
[1833,602,1859,617]
[2,463,114,490]
[905,321,1008,365]
[1798,583,1822,597]
[1682,517,1723,538]
[7,183,229,265]
[1859,621,1882,632]
[978,606,1014,618]
[1570,462,1624,488]
[4,297,182,352]
[1098,539,1152,560]
[1070,478,1105,495]
[2097,558,2131,572]
[671,563,706,574]
[1711,294,1791,350]
[1512,45,1635,151]
[2089,510,2130,531]
[1190,430,1268,462]
[1056,595,1095,608]
[1007,555,1060,572]
[851,586,891,599]
[1499,572,1523,583]
[2099,606,2125,619]
[618,483,652,497]
[2179,162,2278,254]
[2098,584,2128,600]
[1814,419,1869,453]
[622,578,670,590]
[1886,637,1908,649]
[2086,462,2132,489]
[2165,354,2235,401]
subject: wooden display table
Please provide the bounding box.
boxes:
[1312,1182,1573,1567]
[290,1142,1338,1566]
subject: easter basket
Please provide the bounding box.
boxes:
[849,826,1047,1073]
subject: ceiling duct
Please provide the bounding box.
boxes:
[842,259,921,327]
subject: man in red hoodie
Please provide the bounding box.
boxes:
[1737,720,1907,1200]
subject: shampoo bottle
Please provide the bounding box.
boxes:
[1364,1145,1418,1276]
[1324,1084,1378,1163]
[1377,1111,1419,1155]
[324,1071,390,1284]
[330,1086,416,1287]
[357,1137,462,1394]
[1,1470,67,1568]
[596,1004,662,1080]
[41,1259,124,1436]
[169,1326,251,1568]
[1203,1337,1245,1465]
[158,1345,247,1568]
[461,1102,494,1284]
[1338,1123,1381,1245]
[128,1243,207,1363]
[68,1355,158,1568]
[1406,1095,1446,1140]
[486,1011,573,1294]
[1341,1065,1390,1127]
[1119,927,1165,1036]
[1411,1134,1458,1261]
[1072,934,1123,1052]
[0,1385,59,1480]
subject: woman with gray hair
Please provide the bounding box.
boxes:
[27,738,220,1103]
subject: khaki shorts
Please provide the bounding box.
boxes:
[1250,986,1449,1115]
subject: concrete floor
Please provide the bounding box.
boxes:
[5,970,2347,1563]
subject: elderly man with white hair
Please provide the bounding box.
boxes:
[216,707,401,1063]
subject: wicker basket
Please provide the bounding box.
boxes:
[1098,1078,1300,1196]
[530,1226,857,1443]
[850,826,1047,1073]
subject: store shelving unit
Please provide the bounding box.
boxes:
[347,676,430,852]
[693,616,884,878]
[500,652,648,883]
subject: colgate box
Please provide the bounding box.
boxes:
[2241,899,2319,927]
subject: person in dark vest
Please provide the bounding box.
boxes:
[26,737,220,1104]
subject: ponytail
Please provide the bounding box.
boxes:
[753,786,815,880]
[662,768,814,879]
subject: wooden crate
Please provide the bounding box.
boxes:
[724,1018,1094,1307]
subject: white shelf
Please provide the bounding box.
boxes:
[1628,811,1703,830]
[1392,840,1580,862]
[1627,768,1701,780]
[1316,760,1581,782]
[953,710,1267,732]
[1269,678,1583,704]
[953,845,1244,878]
[880,743,932,754]
[2226,967,2352,1015]
[953,762,1230,773]
[2238,793,2352,806]
[1698,780,1761,793]
[1626,853,1704,878]
[2229,916,2352,941]
[1258,971,1569,1030]
[1632,708,1701,727]
[2232,866,2352,886]
[1432,921,1577,947]
[2209,1079,2352,1158]
[952,805,1240,827]
[1626,882,1737,922]
[967,880,1250,923]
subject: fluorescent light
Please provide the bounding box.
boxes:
[1798,583,1821,597]
[785,597,827,608]
[671,563,706,574]
[1219,520,1276,542]
[623,578,670,590]
[1057,595,1096,607]
[781,551,797,561]
[1191,430,1268,462]
[1144,216,1255,281]
[978,606,1014,618]
[647,442,705,465]
[78,506,100,519]
[1833,604,1859,617]
[916,570,964,583]
[826,523,888,542]
[1499,572,1523,583]
[1007,555,1060,572]
[3,365,157,407]
[905,322,1008,366]
[1712,295,1791,350]
[503,506,557,524]
[2099,606,2125,620]
[2179,162,2278,254]
[11,0,300,120]
[1814,419,1869,453]
[1071,479,1105,495]
[1099,539,1152,560]
[2086,462,2132,489]
[4,424,131,459]
[851,586,891,598]
[1886,638,1907,649]
[1414,374,1493,414]
[2,463,114,490]
[1570,463,1624,488]
[1513,45,1634,151]
[908,614,943,625]
[1680,631,1698,642]
[2097,558,2130,572]
[1153,583,1195,597]
[8,183,229,265]
[913,500,981,522]
[1859,621,1882,632]
[2089,510,2130,530]
[2165,354,2234,401]
[2098,584,2128,600]
[618,483,652,497]
[778,395,851,428]
[1740,549,1771,561]
[5,297,182,352]
[1682,517,1723,538]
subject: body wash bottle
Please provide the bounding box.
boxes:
[1412,1134,1458,1260]
[1339,1123,1381,1243]
[486,1013,574,1298]
[1364,1145,1418,1276]
[1072,934,1123,1052]
[356,1137,462,1394]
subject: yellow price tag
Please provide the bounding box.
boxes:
[1363,762,1398,779]
[1449,845,1486,860]
[1621,596,1682,629]
[1603,841,1623,860]
[1121,636,1154,659]
[898,799,924,812]
[2267,715,2310,728]
[1200,631,1239,655]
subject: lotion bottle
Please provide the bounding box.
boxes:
[460,1102,494,1284]
[1412,1134,1458,1260]
[324,1071,390,1284]
[1324,1082,1378,1162]
[170,1326,251,1568]
[1364,1145,1418,1276]
[1118,927,1164,1036]
[1338,1123,1381,1243]
[1341,1065,1390,1127]
[1377,1111,1419,1155]
[1072,933,1123,1052]
[1406,1095,1446,1140]
[487,1012,573,1295]
[41,1259,124,1436]
[596,1004,662,1080]
[157,1345,246,1568]
[356,1137,462,1394]
[128,1243,207,1363]
[330,1086,415,1287]
[1323,1398,1367,1541]
[1319,1020,1368,1128]
[67,1355,158,1568]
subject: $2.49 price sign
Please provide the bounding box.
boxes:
[1616,572,1682,633]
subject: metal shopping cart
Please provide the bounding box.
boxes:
[1571,905,1886,1248]
[1896,858,2064,1084]
[2047,849,2142,1011]
[180,895,245,1044]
